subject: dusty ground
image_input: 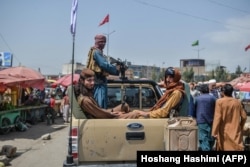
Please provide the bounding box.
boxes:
[0,116,68,166]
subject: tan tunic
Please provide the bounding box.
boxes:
[149,90,182,118]
[212,96,247,151]
[80,96,115,119]
[79,95,134,119]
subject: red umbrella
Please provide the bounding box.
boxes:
[239,82,250,92]
[52,74,80,87]
[0,66,45,90]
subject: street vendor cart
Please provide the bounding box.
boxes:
[0,66,46,134]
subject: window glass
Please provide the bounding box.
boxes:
[107,86,157,109]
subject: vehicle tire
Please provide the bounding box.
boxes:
[0,118,11,134]
[14,116,22,131]
[14,116,21,125]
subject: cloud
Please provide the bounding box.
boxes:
[203,14,250,72]
[206,15,250,44]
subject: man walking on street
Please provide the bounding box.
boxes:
[212,84,247,151]
[193,84,216,151]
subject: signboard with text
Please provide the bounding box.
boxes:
[0,52,13,67]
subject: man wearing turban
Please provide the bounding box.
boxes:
[86,34,120,109]
[74,68,135,119]
[133,67,185,118]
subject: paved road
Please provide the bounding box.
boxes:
[1,116,250,167]
[1,117,69,167]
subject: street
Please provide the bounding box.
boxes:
[1,116,250,167]
[0,117,69,167]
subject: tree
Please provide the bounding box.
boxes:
[182,67,194,82]
[214,66,228,82]
[235,65,243,77]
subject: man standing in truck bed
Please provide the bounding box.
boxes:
[86,34,120,109]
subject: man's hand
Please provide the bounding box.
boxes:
[111,111,122,117]
[133,110,150,118]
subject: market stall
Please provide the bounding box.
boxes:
[0,66,47,134]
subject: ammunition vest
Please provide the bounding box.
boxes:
[86,47,110,77]
[86,47,102,73]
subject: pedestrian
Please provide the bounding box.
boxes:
[74,68,134,119]
[212,83,247,151]
[86,34,120,109]
[48,94,56,123]
[189,82,200,98]
[61,90,70,123]
[208,79,220,99]
[193,84,216,151]
[132,67,185,118]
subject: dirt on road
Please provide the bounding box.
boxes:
[0,116,69,166]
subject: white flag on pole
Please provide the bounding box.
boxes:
[70,0,78,35]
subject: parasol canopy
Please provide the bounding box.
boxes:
[0,66,45,90]
[229,75,250,89]
[239,82,250,92]
[51,74,80,87]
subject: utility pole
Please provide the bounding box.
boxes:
[194,47,205,81]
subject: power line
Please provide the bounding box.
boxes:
[0,32,21,64]
[133,0,250,30]
[208,0,250,14]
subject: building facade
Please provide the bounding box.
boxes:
[180,59,206,77]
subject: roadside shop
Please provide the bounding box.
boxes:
[0,66,48,134]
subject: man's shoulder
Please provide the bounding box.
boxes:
[172,89,183,96]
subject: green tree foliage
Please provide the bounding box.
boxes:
[214,66,228,82]
[235,65,243,77]
[182,67,194,82]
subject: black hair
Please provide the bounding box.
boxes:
[199,84,209,93]
[222,83,233,97]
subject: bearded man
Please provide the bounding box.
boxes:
[133,67,185,118]
[74,68,133,119]
[86,34,120,109]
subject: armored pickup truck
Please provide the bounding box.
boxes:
[63,78,196,167]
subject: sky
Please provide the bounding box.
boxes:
[0,0,250,75]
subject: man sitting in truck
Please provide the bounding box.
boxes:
[132,67,185,118]
[74,68,136,119]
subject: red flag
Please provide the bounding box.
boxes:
[245,44,250,51]
[99,14,109,26]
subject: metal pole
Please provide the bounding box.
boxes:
[104,30,115,57]
[63,34,75,167]
[197,48,199,80]
[195,47,205,81]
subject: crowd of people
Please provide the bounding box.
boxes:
[188,80,247,151]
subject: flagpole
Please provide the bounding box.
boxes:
[64,0,77,166]
[64,34,76,166]
[105,30,115,57]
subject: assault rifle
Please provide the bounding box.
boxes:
[108,56,128,80]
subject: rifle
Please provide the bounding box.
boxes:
[108,56,128,80]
